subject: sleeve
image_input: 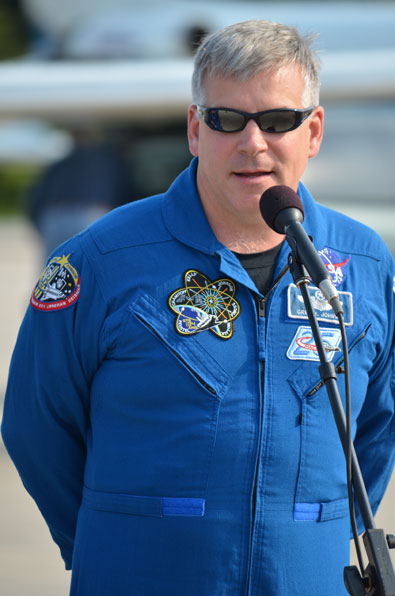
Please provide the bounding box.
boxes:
[1,238,109,569]
[353,253,395,526]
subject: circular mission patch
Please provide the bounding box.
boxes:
[31,254,80,311]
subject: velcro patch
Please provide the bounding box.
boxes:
[287,284,353,326]
[31,254,80,311]
[287,326,342,361]
[168,270,240,340]
[318,247,349,288]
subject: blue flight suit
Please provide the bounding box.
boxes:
[2,158,395,595]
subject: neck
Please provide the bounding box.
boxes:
[201,201,284,254]
[213,223,284,254]
[196,171,285,254]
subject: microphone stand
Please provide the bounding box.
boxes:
[287,251,395,595]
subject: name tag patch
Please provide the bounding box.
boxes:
[287,326,342,361]
[287,284,353,326]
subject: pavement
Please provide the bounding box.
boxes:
[0,216,394,595]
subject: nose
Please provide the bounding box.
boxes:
[237,119,269,156]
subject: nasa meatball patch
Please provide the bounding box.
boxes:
[318,247,349,288]
[31,254,80,311]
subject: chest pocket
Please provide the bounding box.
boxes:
[101,290,233,502]
[287,298,375,516]
[131,291,231,399]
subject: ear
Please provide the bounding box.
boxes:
[308,105,324,158]
[187,105,200,157]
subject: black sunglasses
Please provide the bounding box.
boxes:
[196,105,315,133]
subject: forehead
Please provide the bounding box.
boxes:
[202,64,306,109]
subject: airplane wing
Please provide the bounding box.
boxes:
[0,49,394,122]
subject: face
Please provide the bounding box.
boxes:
[188,64,324,230]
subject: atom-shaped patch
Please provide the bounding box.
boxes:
[168,270,240,339]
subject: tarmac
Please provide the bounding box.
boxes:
[0,216,394,595]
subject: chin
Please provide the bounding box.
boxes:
[234,196,262,216]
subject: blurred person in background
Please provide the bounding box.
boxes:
[2,19,395,596]
[26,129,132,258]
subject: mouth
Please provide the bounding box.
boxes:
[233,170,273,179]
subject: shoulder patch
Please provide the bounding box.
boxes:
[31,254,80,311]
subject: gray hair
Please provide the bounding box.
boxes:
[191,20,321,107]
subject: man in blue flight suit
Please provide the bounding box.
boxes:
[2,19,395,596]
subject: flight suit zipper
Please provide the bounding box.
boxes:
[246,263,289,594]
[251,355,265,519]
[246,299,265,595]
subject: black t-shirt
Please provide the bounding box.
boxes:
[234,242,283,295]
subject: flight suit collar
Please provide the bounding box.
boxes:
[162,158,259,293]
[162,157,219,256]
[162,157,320,294]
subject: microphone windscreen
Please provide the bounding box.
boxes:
[259,185,304,231]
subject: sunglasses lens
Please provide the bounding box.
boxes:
[207,109,245,132]
[259,111,300,133]
[202,107,312,133]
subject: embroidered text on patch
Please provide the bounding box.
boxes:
[168,270,240,339]
[287,284,354,326]
[31,254,80,311]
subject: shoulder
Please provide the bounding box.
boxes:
[79,157,199,257]
[299,183,392,264]
[315,202,392,263]
[82,194,172,255]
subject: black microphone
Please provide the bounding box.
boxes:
[259,185,343,315]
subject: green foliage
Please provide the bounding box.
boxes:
[0,5,28,59]
[0,164,38,214]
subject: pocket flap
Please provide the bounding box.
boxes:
[130,291,232,399]
[288,297,371,400]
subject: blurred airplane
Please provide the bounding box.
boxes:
[17,0,395,61]
[1,0,393,122]
[0,48,394,122]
